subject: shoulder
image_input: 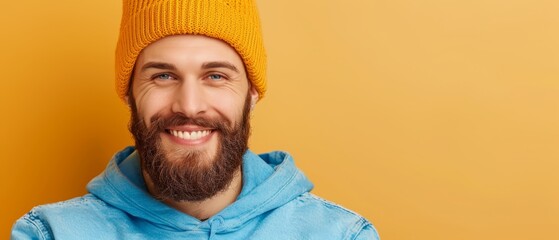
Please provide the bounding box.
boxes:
[21,194,109,220]
[279,193,380,240]
[11,194,121,240]
[12,209,52,240]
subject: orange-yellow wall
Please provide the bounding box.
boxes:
[1,0,558,239]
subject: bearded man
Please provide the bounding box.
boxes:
[12,0,379,239]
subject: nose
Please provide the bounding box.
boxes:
[171,80,208,118]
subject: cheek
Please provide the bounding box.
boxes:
[135,92,173,125]
[211,93,247,125]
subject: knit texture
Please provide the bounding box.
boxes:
[115,0,267,101]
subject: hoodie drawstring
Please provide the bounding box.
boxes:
[208,217,223,239]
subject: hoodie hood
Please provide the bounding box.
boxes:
[86,147,314,233]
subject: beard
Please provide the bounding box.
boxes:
[129,94,251,202]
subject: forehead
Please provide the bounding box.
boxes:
[136,35,246,71]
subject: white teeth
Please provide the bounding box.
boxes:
[170,130,211,140]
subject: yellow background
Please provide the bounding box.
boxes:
[1,0,558,239]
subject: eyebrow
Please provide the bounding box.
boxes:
[201,61,239,73]
[140,62,177,72]
[140,61,240,73]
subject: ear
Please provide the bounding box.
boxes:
[249,86,259,110]
[125,81,135,107]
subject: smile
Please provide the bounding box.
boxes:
[168,129,213,141]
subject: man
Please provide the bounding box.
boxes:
[12,0,379,239]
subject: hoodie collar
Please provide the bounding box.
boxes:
[87,147,313,232]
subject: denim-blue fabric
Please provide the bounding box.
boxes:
[12,147,379,239]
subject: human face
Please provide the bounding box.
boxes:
[129,35,258,201]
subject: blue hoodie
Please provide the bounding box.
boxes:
[12,147,379,239]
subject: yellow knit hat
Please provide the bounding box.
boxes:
[115,0,267,101]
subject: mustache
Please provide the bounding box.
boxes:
[148,113,233,133]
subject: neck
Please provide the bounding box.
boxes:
[143,168,243,220]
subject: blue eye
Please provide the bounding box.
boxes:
[208,74,223,81]
[156,74,173,80]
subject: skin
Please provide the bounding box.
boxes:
[128,35,258,220]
